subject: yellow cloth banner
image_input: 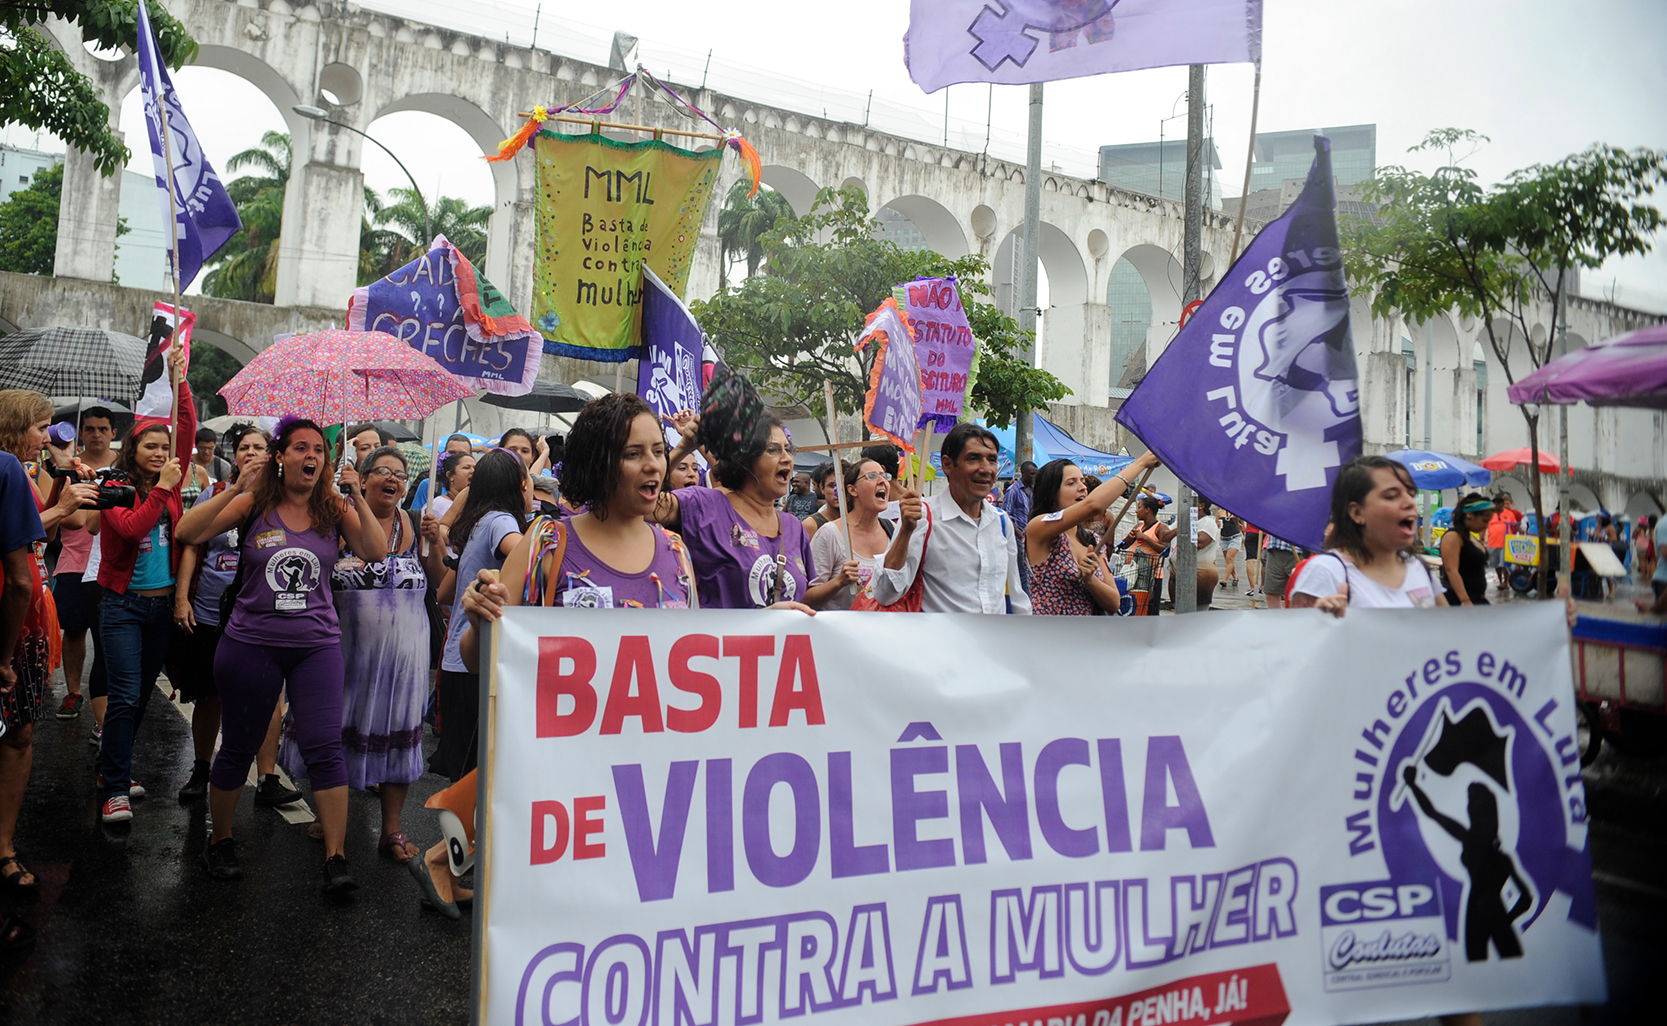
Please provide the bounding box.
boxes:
[531,132,721,361]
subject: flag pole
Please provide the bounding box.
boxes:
[1096,464,1157,561]
[154,59,186,460]
[823,380,853,560]
[1228,60,1262,264]
[1014,82,1044,467]
[1173,64,1208,615]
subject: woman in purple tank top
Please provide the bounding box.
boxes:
[406,394,700,917]
[178,417,388,893]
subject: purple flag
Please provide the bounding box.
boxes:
[906,0,1262,93]
[638,266,711,453]
[897,276,977,432]
[136,0,241,292]
[1115,136,1360,551]
[854,298,925,451]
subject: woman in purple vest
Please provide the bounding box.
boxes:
[410,394,701,916]
[178,417,388,893]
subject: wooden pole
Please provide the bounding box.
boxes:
[1228,61,1263,265]
[516,112,725,141]
[155,81,185,459]
[1096,465,1158,560]
[823,380,852,559]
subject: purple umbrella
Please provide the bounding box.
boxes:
[1507,324,1667,409]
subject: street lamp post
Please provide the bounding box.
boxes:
[293,104,430,245]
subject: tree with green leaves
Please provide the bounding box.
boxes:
[693,186,1069,429]
[715,180,796,290]
[0,161,64,276]
[187,340,242,418]
[1346,129,1666,596]
[2,1,197,176]
[367,186,492,276]
[202,130,290,302]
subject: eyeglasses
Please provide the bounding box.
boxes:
[763,444,796,458]
[367,467,409,483]
[858,471,893,482]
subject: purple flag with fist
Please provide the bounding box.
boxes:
[1115,135,1361,551]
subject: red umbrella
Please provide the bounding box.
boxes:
[220,329,473,422]
[1478,447,1560,473]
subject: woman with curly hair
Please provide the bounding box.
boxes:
[178,417,386,893]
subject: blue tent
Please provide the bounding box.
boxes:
[929,416,1130,480]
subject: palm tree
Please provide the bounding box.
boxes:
[716,181,796,289]
[371,187,492,275]
[201,131,289,302]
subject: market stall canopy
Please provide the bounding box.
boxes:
[1507,324,1667,409]
[1480,447,1561,473]
[1387,448,1493,490]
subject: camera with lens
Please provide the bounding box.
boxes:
[41,461,136,510]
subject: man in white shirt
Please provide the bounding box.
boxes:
[872,423,1031,614]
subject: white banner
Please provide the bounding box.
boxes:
[481,603,1603,1026]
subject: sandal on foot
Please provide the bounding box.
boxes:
[307,821,324,842]
[408,857,461,919]
[0,855,37,895]
[379,831,418,863]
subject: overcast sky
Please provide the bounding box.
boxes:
[6,0,1662,309]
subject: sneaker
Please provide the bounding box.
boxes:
[255,774,303,808]
[56,693,84,720]
[322,854,358,895]
[178,761,210,803]
[101,795,133,824]
[202,838,243,881]
[127,781,145,801]
[87,728,102,748]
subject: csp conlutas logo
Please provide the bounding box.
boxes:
[1328,650,1599,992]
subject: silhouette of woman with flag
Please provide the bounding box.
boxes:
[1402,766,1533,961]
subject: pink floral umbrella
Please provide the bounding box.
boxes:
[219,329,473,422]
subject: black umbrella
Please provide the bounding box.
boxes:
[0,327,147,402]
[53,399,135,436]
[370,420,421,443]
[481,380,590,414]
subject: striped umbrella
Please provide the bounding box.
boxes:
[0,327,148,402]
[220,329,473,423]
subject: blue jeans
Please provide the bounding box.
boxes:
[98,590,171,799]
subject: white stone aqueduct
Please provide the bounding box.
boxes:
[12,0,1665,509]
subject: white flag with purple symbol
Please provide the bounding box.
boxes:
[137,0,241,291]
[906,0,1262,93]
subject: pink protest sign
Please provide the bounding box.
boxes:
[899,276,976,431]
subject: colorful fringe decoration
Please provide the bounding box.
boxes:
[489,70,762,197]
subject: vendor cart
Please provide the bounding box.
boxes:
[1571,603,1667,761]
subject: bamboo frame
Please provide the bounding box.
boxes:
[516,112,725,141]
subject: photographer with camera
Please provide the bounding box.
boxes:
[0,389,99,900]
[93,351,195,826]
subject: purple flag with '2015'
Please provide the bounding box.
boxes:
[1115,135,1361,551]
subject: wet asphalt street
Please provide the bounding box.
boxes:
[1,666,1662,1025]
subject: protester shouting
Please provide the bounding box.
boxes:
[0,391,97,898]
[281,445,442,864]
[872,423,1030,614]
[429,450,474,520]
[809,459,891,610]
[1441,494,1496,607]
[654,411,829,611]
[1289,457,1445,613]
[51,405,118,725]
[178,417,387,892]
[410,395,701,917]
[431,449,531,784]
[94,362,195,825]
[171,425,300,807]
[1026,453,1159,615]
[668,453,702,491]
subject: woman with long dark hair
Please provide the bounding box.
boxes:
[1440,493,1495,607]
[93,372,196,825]
[431,448,531,783]
[429,450,474,520]
[281,444,443,863]
[170,425,300,807]
[1026,453,1158,615]
[178,417,386,891]
[1289,456,1444,612]
[411,395,699,917]
[652,411,834,611]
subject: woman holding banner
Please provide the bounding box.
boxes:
[178,417,386,891]
[410,394,701,917]
[1289,457,1445,612]
[1025,453,1158,615]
